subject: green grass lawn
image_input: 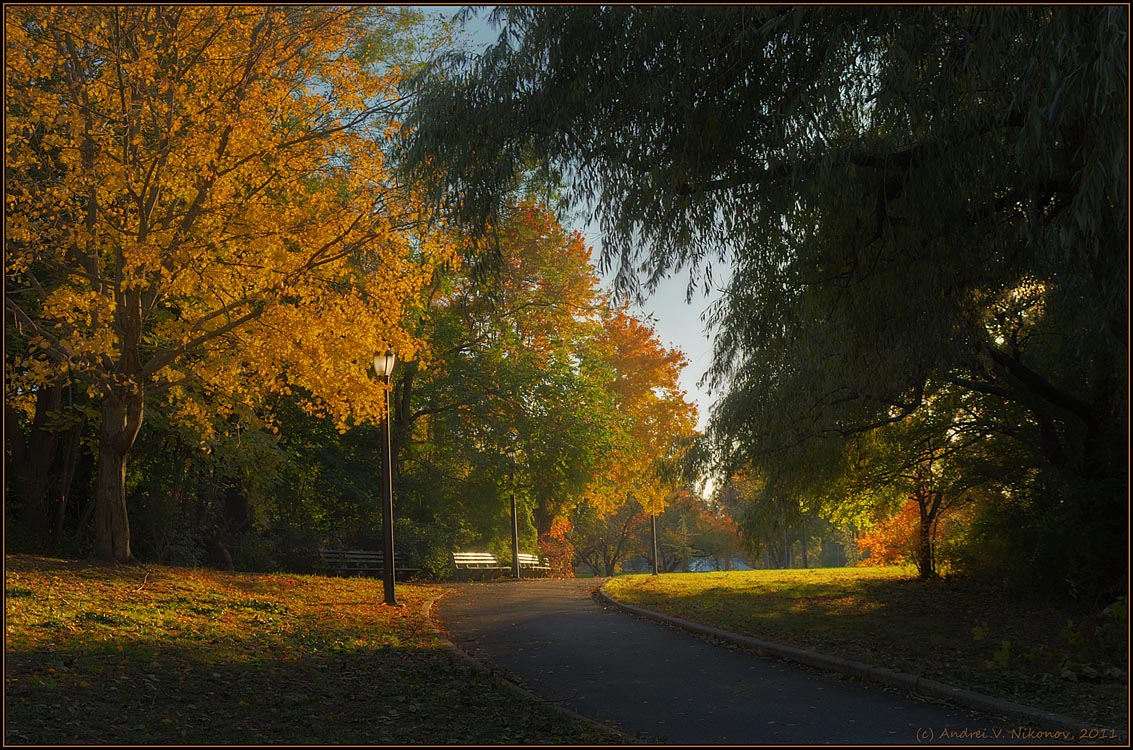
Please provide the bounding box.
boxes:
[604,567,1127,731]
[4,555,626,745]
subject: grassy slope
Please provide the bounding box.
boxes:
[604,567,1127,731]
[4,555,626,745]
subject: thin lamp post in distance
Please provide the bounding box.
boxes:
[507,445,521,580]
[374,348,398,607]
[632,492,660,576]
[651,512,660,576]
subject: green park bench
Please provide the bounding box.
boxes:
[318,548,415,577]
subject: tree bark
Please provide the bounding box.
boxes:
[391,364,415,479]
[4,385,64,543]
[51,417,86,547]
[94,389,144,563]
[914,489,937,579]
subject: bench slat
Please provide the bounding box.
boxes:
[450,551,550,575]
[319,548,414,574]
[517,553,551,569]
[452,551,507,570]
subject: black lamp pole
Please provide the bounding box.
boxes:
[507,447,521,580]
[511,491,521,580]
[375,349,398,606]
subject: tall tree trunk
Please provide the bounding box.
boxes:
[800,517,808,569]
[391,363,416,480]
[5,385,65,547]
[782,515,791,569]
[532,499,554,539]
[914,490,936,579]
[51,417,86,547]
[916,519,935,579]
[94,389,144,563]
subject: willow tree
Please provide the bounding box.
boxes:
[403,6,1127,592]
[5,6,451,562]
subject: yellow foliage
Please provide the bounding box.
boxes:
[5,6,452,428]
[586,308,699,517]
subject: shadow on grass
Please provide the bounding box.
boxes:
[605,570,1127,731]
[3,556,624,746]
[7,638,589,744]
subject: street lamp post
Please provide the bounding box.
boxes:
[374,348,398,607]
[651,513,660,576]
[507,446,521,580]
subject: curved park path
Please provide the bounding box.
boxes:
[433,579,1054,745]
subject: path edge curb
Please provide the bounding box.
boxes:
[421,589,643,744]
[595,583,1121,740]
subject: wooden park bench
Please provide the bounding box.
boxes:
[517,552,552,576]
[318,548,415,577]
[451,551,508,578]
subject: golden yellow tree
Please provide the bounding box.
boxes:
[5,6,449,562]
[591,309,698,517]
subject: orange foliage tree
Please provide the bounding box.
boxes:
[842,392,983,578]
[563,309,699,573]
[5,6,449,562]
[590,309,698,517]
[855,491,972,574]
[540,515,578,578]
[855,499,921,568]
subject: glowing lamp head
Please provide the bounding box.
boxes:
[374,348,395,378]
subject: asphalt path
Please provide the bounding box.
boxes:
[433,578,1061,745]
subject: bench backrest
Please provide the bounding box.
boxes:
[452,551,501,566]
[516,553,549,567]
[319,549,400,564]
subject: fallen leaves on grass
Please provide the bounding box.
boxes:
[5,555,625,745]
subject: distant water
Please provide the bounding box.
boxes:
[617,556,755,573]
[688,557,754,572]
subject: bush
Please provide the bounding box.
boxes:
[954,474,1126,602]
[264,524,321,573]
[229,535,278,573]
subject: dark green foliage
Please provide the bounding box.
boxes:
[959,470,1127,602]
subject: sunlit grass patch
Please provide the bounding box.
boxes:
[604,567,1126,731]
[5,555,626,745]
